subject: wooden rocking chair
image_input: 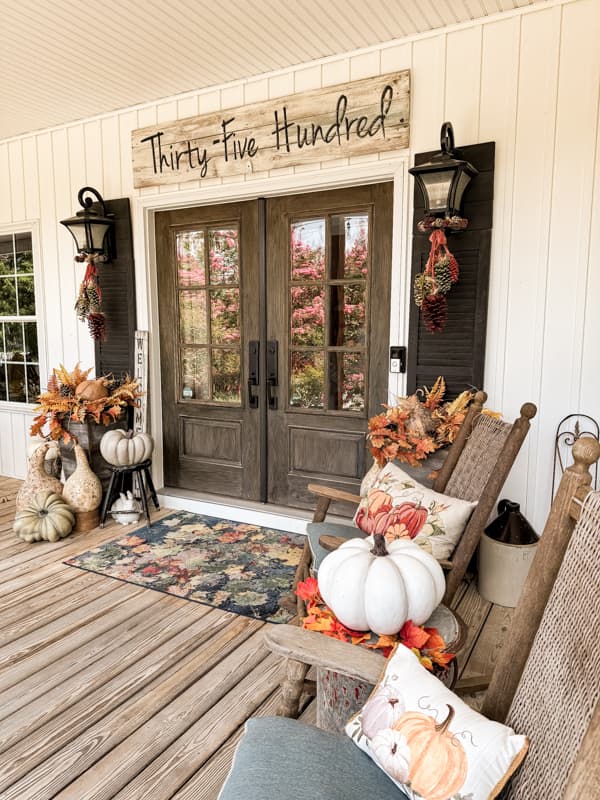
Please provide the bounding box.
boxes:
[293,391,537,610]
[258,436,600,800]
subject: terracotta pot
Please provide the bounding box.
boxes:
[59,416,128,493]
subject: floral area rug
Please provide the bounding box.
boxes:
[64,511,305,624]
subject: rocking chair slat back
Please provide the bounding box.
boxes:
[483,437,600,723]
[443,414,512,502]
[441,401,537,604]
[503,487,600,799]
[432,390,487,494]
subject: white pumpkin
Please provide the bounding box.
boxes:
[100,429,154,466]
[318,535,445,635]
[370,728,411,783]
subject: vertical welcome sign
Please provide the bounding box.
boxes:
[131,71,410,188]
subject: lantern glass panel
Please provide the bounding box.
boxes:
[70,224,91,251]
[450,171,472,214]
[420,169,456,213]
[88,221,111,252]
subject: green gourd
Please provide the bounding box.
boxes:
[14,490,76,543]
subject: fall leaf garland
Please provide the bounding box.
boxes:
[297,577,455,672]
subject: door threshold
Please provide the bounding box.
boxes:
[158,486,352,535]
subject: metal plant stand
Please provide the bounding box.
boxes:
[552,414,599,501]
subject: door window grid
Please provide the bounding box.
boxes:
[288,211,370,414]
[0,232,39,404]
[176,225,242,405]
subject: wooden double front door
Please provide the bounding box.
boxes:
[156,183,392,510]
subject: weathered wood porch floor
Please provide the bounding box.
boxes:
[0,476,511,799]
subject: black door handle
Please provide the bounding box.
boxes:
[248,340,259,408]
[267,340,278,410]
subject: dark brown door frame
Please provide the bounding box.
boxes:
[154,181,393,509]
[257,197,269,502]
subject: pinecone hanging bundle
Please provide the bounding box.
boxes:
[413,228,462,334]
[74,255,107,341]
[422,293,448,333]
[87,312,107,341]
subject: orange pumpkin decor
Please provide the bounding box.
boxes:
[391,501,429,539]
[355,491,428,540]
[393,704,467,800]
[74,379,108,402]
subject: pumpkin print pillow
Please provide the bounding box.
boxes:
[353,463,476,560]
[346,644,528,800]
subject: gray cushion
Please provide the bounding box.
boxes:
[307,521,365,571]
[219,717,409,800]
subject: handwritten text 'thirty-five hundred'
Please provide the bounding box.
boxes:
[139,85,395,178]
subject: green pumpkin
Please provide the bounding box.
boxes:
[14,490,76,543]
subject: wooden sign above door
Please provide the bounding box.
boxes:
[131,70,410,188]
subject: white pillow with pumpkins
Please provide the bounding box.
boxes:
[346,644,528,800]
[354,462,476,560]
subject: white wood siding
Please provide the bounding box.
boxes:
[0,0,598,532]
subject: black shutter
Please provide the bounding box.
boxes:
[94,198,137,381]
[407,142,495,397]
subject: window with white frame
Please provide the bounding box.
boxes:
[0,232,40,403]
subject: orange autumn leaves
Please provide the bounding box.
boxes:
[368,406,437,468]
[30,363,142,444]
[297,578,454,670]
[367,378,474,468]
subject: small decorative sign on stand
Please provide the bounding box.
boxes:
[131,70,410,189]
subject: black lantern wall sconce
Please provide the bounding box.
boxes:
[409,122,479,334]
[409,122,478,222]
[59,185,136,376]
[60,186,115,261]
[60,186,118,343]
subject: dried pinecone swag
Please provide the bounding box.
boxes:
[74,255,107,341]
[413,228,462,334]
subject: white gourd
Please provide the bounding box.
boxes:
[100,430,154,466]
[318,535,445,635]
[16,444,63,511]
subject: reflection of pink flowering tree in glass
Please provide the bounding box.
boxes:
[341,226,368,345]
[290,232,326,347]
[342,355,365,412]
[178,228,242,403]
[290,229,325,281]
[345,225,368,277]
[209,229,239,284]
[289,221,368,410]
[209,229,241,400]
[177,232,206,286]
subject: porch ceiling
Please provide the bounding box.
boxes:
[1,0,547,141]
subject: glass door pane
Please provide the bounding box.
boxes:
[288,211,369,413]
[176,225,241,404]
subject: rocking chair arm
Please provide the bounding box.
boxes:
[307,483,362,506]
[264,625,385,685]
